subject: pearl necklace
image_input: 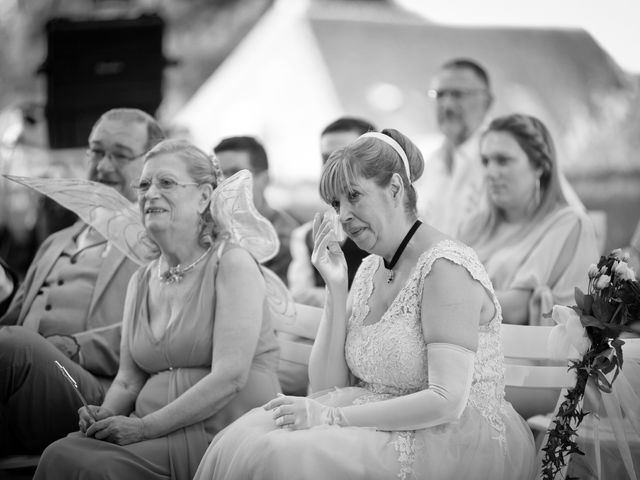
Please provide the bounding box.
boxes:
[158,246,212,284]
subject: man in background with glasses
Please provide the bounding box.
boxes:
[414,58,493,237]
[0,108,164,455]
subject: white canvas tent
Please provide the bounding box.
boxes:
[172,0,627,214]
[173,0,342,187]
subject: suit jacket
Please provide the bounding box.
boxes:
[0,222,139,377]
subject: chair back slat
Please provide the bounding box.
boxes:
[501,323,575,390]
[501,324,556,360]
[0,454,40,470]
[501,323,579,480]
[504,364,573,389]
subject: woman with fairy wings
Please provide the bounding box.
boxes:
[28,139,285,480]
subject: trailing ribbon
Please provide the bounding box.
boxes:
[547,327,640,479]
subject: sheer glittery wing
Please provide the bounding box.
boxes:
[3,175,151,266]
[6,171,296,318]
[212,170,294,319]
[211,170,279,264]
[262,266,296,320]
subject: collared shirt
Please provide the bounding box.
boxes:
[23,226,109,336]
[414,128,487,237]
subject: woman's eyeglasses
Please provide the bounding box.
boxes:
[132,177,199,195]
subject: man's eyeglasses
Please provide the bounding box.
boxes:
[85,148,146,166]
[132,177,199,195]
[427,88,487,101]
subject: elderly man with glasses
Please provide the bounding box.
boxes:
[414,58,494,237]
[0,108,164,455]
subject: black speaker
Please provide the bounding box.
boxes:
[41,14,167,149]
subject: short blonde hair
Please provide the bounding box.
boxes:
[319,128,424,219]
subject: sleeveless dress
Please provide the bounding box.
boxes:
[34,245,281,480]
[194,240,536,480]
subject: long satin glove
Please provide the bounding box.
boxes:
[339,343,475,431]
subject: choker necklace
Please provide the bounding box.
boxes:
[158,246,212,284]
[383,220,422,283]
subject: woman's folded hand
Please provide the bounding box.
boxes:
[85,415,145,445]
[78,405,113,433]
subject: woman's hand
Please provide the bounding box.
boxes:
[311,211,347,290]
[85,415,145,445]
[78,405,113,433]
[264,394,345,430]
[46,334,80,361]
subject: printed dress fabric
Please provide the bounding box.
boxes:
[194,240,536,480]
[34,247,280,480]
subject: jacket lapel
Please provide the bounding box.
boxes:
[87,244,126,319]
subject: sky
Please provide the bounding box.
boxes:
[395,0,640,74]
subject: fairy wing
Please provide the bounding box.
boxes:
[5,171,296,320]
[210,169,279,264]
[262,266,296,320]
[211,170,295,319]
[4,175,151,266]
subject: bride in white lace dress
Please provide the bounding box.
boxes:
[194,129,536,480]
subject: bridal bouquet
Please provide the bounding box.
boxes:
[541,249,640,480]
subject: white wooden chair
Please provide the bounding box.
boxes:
[501,323,577,479]
[525,337,640,479]
[272,303,322,396]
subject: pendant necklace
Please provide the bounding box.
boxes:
[158,246,212,285]
[383,220,422,283]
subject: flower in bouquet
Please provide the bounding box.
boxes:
[541,249,640,480]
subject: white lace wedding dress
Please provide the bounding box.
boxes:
[194,240,536,480]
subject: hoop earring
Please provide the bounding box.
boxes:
[534,177,541,209]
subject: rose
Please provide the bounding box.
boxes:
[614,261,636,281]
[547,306,592,361]
[587,264,599,278]
[595,274,611,290]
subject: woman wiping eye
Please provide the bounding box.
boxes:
[194,128,536,480]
